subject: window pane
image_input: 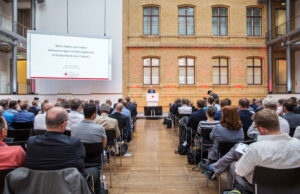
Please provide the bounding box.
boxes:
[247,18,253,36]
[152,7,159,15]
[179,17,186,35]
[254,75,261,84]
[247,8,252,16]
[254,18,261,36]
[254,68,261,76]
[152,58,159,66]
[187,76,194,84]
[220,58,228,66]
[152,76,159,84]
[144,7,151,15]
[179,76,186,84]
[247,75,253,84]
[220,17,228,35]
[144,68,151,84]
[187,7,194,16]
[187,17,194,35]
[212,8,218,16]
[220,67,227,76]
[219,8,227,16]
[187,58,194,66]
[144,67,150,76]
[254,59,261,66]
[254,8,261,16]
[179,67,186,84]
[247,68,253,76]
[212,18,219,35]
[144,58,151,66]
[152,16,159,35]
[143,17,150,35]
[213,68,219,84]
[152,67,159,84]
[213,58,219,66]
[179,67,186,76]
[247,58,253,66]
[187,67,194,76]
[178,7,185,15]
[178,58,186,66]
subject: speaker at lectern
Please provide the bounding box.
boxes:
[146,93,159,106]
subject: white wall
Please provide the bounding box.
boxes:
[35,0,122,95]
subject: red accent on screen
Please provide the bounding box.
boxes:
[30,77,109,80]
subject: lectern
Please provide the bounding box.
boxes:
[145,93,162,117]
[146,93,159,106]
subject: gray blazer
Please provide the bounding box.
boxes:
[4,167,93,194]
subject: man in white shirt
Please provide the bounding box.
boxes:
[66,99,84,130]
[178,98,192,115]
[247,98,289,139]
[34,102,53,130]
[234,109,300,192]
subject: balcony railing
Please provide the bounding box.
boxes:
[266,14,300,42]
[0,13,30,38]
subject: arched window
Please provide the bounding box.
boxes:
[247,57,262,85]
[213,57,229,85]
[143,6,159,35]
[178,7,194,35]
[178,57,195,85]
[212,7,228,36]
[143,57,160,85]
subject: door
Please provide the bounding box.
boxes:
[275,59,287,93]
[275,9,286,36]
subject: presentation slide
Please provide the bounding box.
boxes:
[27,31,112,80]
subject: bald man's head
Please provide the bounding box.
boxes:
[44,102,54,112]
[46,107,68,132]
[115,103,123,113]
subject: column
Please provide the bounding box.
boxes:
[286,0,292,93]
[268,0,273,93]
[12,0,18,94]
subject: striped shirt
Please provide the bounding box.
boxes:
[197,120,220,134]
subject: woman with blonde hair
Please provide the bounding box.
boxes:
[208,106,244,161]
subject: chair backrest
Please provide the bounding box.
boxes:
[7,129,31,141]
[218,141,237,158]
[6,141,27,150]
[0,168,15,193]
[3,167,93,194]
[34,129,46,136]
[253,166,300,194]
[83,142,103,165]
[12,122,33,129]
[199,126,214,145]
[64,130,71,136]
[105,130,116,146]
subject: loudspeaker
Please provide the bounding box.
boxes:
[37,0,45,4]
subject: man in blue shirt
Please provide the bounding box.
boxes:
[111,101,131,142]
[0,100,14,128]
[14,103,35,123]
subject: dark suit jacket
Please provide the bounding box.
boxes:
[109,112,127,130]
[187,109,207,131]
[283,112,300,129]
[238,110,253,139]
[293,106,300,114]
[127,103,137,117]
[171,103,181,115]
[148,89,155,93]
[28,107,40,116]
[25,131,86,175]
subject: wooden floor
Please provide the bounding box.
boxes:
[103,119,219,194]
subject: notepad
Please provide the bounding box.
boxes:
[235,143,249,155]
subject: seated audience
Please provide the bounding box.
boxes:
[106,99,114,114]
[214,99,221,112]
[28,100,40,116]
[247,98,290,139]
[66,98,84,130]
[282,100,300,135]
[0,100,14,126]
[255,99,262,110]
[207,90,219,100]
[62,100,71,113]
[250,98,258,111]
[7,100,19,115]
[0,116,26,170]
[203,97,217,112]
[276,98,284,116]
[209,106,244,161]
[14,103,35,123]
[171,98,182,115]
[110,103,129,140]
[214,98,231,121]
[187,100,207,132]
[293,99,300,114]
[114,98,123,109]
[238,98,253,140]
[34,102,53,130]
[95,100,101,115]
[189,101,197,112]
[125,96,137,118]
[94,103,120,138]
[72,103,107,146]
[178,98,192,115]
[198,107,219,134]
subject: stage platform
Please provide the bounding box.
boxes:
[136,112,168,119]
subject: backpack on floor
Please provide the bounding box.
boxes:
[118,144,128,156]
[187,149,201,165]
[177,141,189,155]
[162,118,168,125]
[166,119,172,128]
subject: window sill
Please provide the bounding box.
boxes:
[141,35,161,38]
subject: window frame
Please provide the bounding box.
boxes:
[143,57,160,85]
[178,57,195,85]
[178,6,195,36]
[212,57,229,85]
[247,57,263,85]
[246,7,262,36]
[143,6,159,36]
[212,7,228,36]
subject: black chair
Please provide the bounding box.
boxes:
[12,122,33,130]
[7,129,30,141]
[34,129,46,136]
[0,168,15,193]
[217,141,239,193]
[198,126,214,162]
[106,130,117,188]
[253,166,300,194]
[6,141,27,150]
[83,143,103,167]
[64,130,71,136]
